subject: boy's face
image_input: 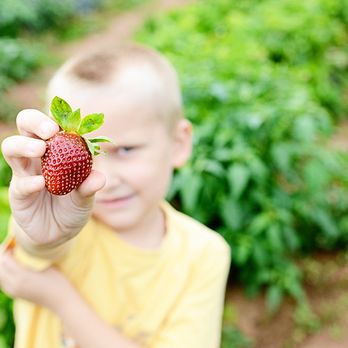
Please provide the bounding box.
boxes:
[65,87,191,233]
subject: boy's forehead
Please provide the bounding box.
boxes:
[47,63,174,135]
[80,91,164,139]
[81,89,159,122]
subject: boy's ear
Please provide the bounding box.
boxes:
[171,118,192,168]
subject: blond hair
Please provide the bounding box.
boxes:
[47,43,184,129]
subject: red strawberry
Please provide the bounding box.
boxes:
[42,132,92,195]
[41,96,112,195]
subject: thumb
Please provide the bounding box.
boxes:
[70,170,106,207]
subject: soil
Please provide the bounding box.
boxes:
[1,1,348,347]
[225,251,348,348]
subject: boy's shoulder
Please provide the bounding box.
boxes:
[163,202,231,259]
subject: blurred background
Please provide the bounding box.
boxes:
[0,0,348,347]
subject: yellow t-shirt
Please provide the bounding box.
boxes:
[10,202,231,348]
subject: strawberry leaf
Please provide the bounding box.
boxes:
[78,113,104,135]
[50,96,72,131]
[88,136,114,144]
[85,138,97,156]
[66,108,81,133]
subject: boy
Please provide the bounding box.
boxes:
[0,43,231,348]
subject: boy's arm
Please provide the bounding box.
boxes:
[0,237,230,348]
[1,109,105,262]
[0,252,143,348]
[55,283,143,348]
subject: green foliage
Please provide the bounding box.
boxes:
[0,187,10,240]
[0,290,14,348]
[222,302,254,347]
[0,0,149,121]
[0,182,14,348]
[0,38,43,85]
[0,145,13,348]
[137,0,348,309]
[0,0,98,36]
[0,153,11,189]
[0,0,103,105]
[221,326,254,348]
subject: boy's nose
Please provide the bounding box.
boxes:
[95,162,122,189]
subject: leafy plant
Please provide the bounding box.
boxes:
[0,38,43,83]
[0,153,11,189]
[221,326,253,348]
[137,0,348,309]
[221,302,254,347]
[0,185,14,348]
[0,0,150,122]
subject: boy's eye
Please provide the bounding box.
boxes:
[117,146,135,155]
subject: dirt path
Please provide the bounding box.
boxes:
[302,326,348,348]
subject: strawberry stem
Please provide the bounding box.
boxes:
[50,96,113,156]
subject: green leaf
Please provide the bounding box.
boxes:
[201,159,225,177]
[179,167,203,213]
[283,226,300,251]
[252,244,268,267]
[84,138,96,156]
[249,212,273,236]
[65,108,81,133]
[266,224,283,252]
[311,208,338,237]
[227,163,250,199]
[88,136,114,144]
[234,235,252,265]
[84,138,105,156]
[271,143,292,172]
[50,96,72,131]
[292,116,316,142]
[266,285,283,313]
[78,113,104,135]
[220,197,243,230]
[304,159,330,192]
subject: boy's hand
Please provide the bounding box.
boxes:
[0,250,72,310]
[1,109,106,246]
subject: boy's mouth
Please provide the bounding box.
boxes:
[97,194,135,207]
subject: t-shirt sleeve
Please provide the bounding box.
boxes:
[150,238,231,348]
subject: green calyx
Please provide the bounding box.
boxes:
[50,96,113,156]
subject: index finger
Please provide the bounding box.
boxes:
[17,109,59,140]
